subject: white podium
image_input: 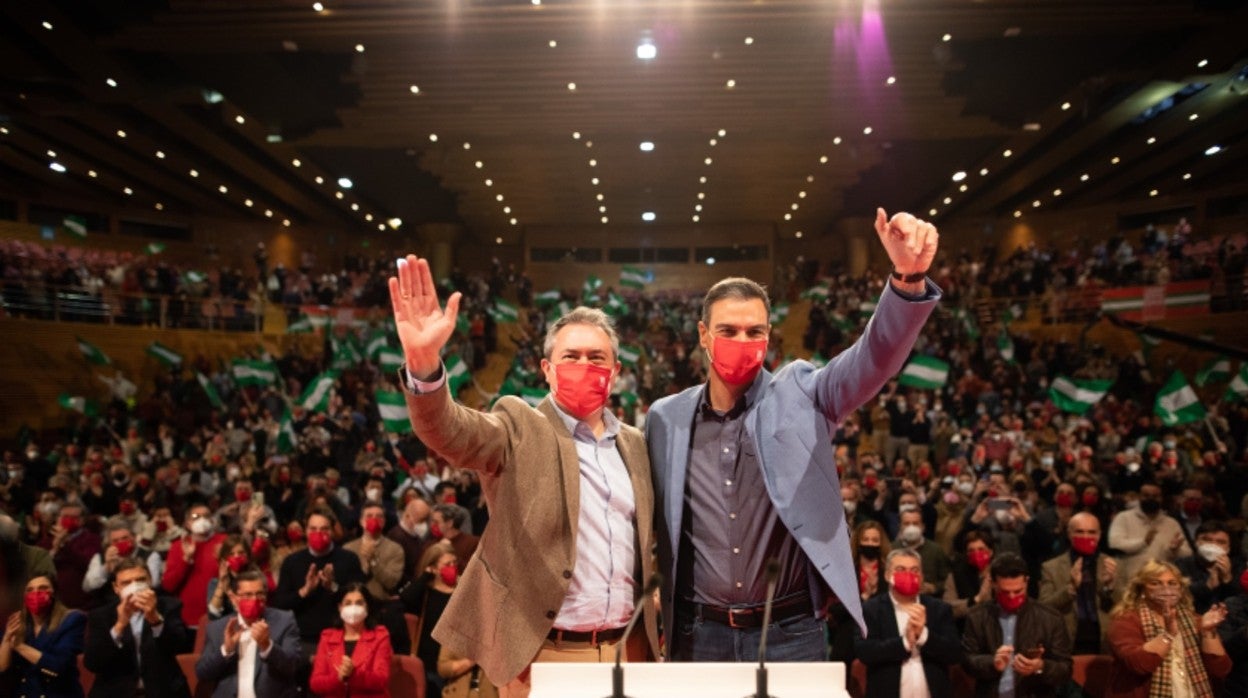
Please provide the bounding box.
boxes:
[530,661,849,698]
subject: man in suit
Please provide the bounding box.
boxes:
[646,208,940,660]
[855,549,962,698]
[195,568,302,698]
[1038,512,1116,654]
[962,553,1072,698]
[83,557,190,698]
[388,255,659,698]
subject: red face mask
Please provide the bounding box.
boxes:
[251,536,270,559]
[114,538,135,557]
[552,363,613,419]
[24,590,53,617]
[917,467,932,481]
[307,531,332,554]
[236,489,252,503]
[996,590,1026,614]
[709,337,767,385]
[236,598,266,623]
[1081,492,1099,507]
[364,518,384,536]
[155,519,169,533]
[439,566,458,587]
[430,522,444,540]
[1054,492,1075,508]
[119,501,136,516]
[1071,535,1099,557]
[863,476,878,490]
[891,570,921,596]
[1240,569,1248,596]
[227,554,249,574]
[442,493,457,505]
[1183,498,1203,515]
[968,549,992,572]
[278,473,291,485]
[286,527,304,544]
[59,516,80,534]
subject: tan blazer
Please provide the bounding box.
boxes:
[406,384,658,687]
[1038,552,1115,652]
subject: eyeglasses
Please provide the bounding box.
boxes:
[235,591,267,600]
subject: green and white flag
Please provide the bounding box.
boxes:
[196,372,225,409]
[376,391,412,433]
[231,359,278,387]
[1226,365,1248,402]
[519,387,549,407]
[954,307,980,340]
[365,331,390,360]
[330,336,362,369]
[446,354,472,394]
[534,289,562,306]
[604,292,628,317]
[800,282,830,300]
[546,300,573,323]
[898,356,950,389]
[489,298,520,323]
[286,316,314,334]
[859,295,879,315]
[1001,303,1024,325]
[76,337,111,366]
[146,341,183,367]
[299,372,337,413]
[582,275,603,300]
[618,390,639,407]
[183,271,207,285]
[377,347,404,372]
[1195,356,1231,387]
[57,393,98,417]
[145,242,165,255]
[62,215,87,239]
[618,344,642,366]
[1155,371,1206,427]
[770,303,790,325]
[997,331,1015,363]
[1048,376,1112,415]
[276,409,298,453]
[1136,332,1162,357]
[620,266,648,289]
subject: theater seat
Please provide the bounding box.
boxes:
[178,652,216,698]
[949,663,976,693]
[390,654,427,698]
[1072,654,1113,695]
[79,654,95,694]
[847,659,866,698]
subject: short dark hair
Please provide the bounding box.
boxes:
[113,557,150,580]
[701,277,770,326]
[989,552,1029,580]
[1195,520,1229,538]
[231,568,267,592]
[305,505,338,529]
[433,503,469,531]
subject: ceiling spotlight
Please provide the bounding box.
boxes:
[886,76,896,85]
[497,194,505,201]
[572,131,581,139]
[1147,137,1157,145]
[155,150,166,159]
[1032,200,1041,208]
[709,138,717,146]
[510,217,518,225]
[504,206,511,214]
[315,176,324,184]
[833,137,842,145]
[1023,122,1041,131]
[475,161,484,168]
[567,82,577,91]
[1014,210,1022,218]
[942,33,952,42]
[590,178,599,186]
[959,184,968,192]
[706,257,716,266]
[292,158,302,167]
[699,176,707,184]
[952,171,967,182]
[744,37,754,45]
[697,192,705,200]
[790,203,799,210]
[1205,145,1222,156]
[265,209,273,217]
[245,199,254,207]
[692,215,700,222]
[642,212,656,222]
[1080,173,1089,181]
[313,2,324,11]
[42,21,53,30]
[485,179,493,186]
[282,219,291,227]
[1182,172,1192,180]
[388,217,403,229]
[798,191,807,198]
[1111,156,1120,164]
[795,231,803,239]
[88,170,97,178]
[863,126,873,135]
[355,44,365,53]
[155,203,164,211]
[462,142,471,150]
[601,216,609,224]
[350,203,359,211]
[496,237,504,244]
[726,79,736,88]
[409,85,420,94]
[234,115,245,124]
[549,40,557,48]
[1061,102,1071,110]
[49,162,66,173]
[116,129,127,138]
[123,187,133,195]
[704,157,713,165]
[942,197,952,205]
[429,133,438,142]
[1149,189,1159,197]
[929,208,938,216]
[980,168,989,176]
[1189,113,1199,121]
[588,159,596,167]
[365,214,373,221]
[106,78,118,88]
[636,41,657,60]
[1197,58,1209,68]
[189,169,199,177]
[1003,149,1013,158]
[820,155,829,164]
[695,204,702,212]
[639,141,654,152]
[1053,188,1062,197]
[783,213,792,221]
[717,129,726,137]
[377,224,385,231]
[46,149,56,158]
[218,185,228,194]
[335,191,344,199]
[338,177,354,189]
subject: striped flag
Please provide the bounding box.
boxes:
[1195,356,1231,387]
[1001,303,1024,325]
[1226,365,1248,402]
[1048,376,1112,415]
[618,344,642,366]
[582,275,603,301]
[800,282,829,300]
[197,372,225,409]
[276,409,298,453]
[1154,371,1206,426]
[620,266,648,289]
[376,390,413,433]
[898,356,950,389]
[604,292,628,317]
[446,354,471,394]
[183,271,207,284]
[997,330,1015,363]
[76,337,111,366]
[299,372,337,413]
[377,347,404,372]
[145,242,166,255]
[330,336,362,369]
[489,298,520,323]
[287,316,314,334]
[231,359,278,386]
[146,341,183,367]
[58,393,99,416]
[365,331,390,360]
[534,289,562,306]
[546,300,573,323]
[62,215,87,239]
[770,303,790,325]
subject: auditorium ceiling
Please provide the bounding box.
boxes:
[0,0,1246,246]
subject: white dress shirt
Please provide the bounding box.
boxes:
[890,593,930,698]
[221,615,272,698]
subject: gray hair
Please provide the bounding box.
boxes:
[543,306,620,361]
[701,277,771,326]
[886,547,922,569]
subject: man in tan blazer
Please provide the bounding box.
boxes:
[1038,511,1117,654]
[388,254,659,698]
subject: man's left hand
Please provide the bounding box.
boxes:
[874,208,938,277]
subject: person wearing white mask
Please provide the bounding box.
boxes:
[1175,520,1242,613]
[83,558,190,697]
[893,509,952,598]
[308,583,393,698]
[161,503,226,632]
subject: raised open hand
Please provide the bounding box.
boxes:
[389,255,463,380]
[874,208,938,277]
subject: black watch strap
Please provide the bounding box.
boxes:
[891,270,927,283]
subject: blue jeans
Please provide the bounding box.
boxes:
[671,607,827,662]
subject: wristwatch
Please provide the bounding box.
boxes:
[891,270,926,283]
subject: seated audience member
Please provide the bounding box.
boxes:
[1106,559,1230,698]
[400,541,458,693]
[196,568,302,698]
[1174,520,1241,613]
[894,508,953,598]
[216,489,278,539]
[0,514,56,618]
[47,504,99,609]
[162,502,226,631]
[309,583,393,698]
[135,504,183,559]
[1038,511,1117,654]
[343,502,405,601]
[830,520,892,661]
[387,497,433,580]
[0,574,88,698]
[207,534,271,620]
[854,549,962,698]
[83,557,190,697]
[945,530,995,621]
[430,503,479,574]
[105,494,147,536]
[962,553,1072,698]
[82,521,162,601]
[271,507,365,658]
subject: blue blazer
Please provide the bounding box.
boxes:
[3,609,86,698]
[646,282,939,655]
[194,607,302,698]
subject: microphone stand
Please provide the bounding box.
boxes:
[751,561,781,698]
[606,574,662,698]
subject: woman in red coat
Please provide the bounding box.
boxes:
[309,583,393,698]
[1106,559,1231,698]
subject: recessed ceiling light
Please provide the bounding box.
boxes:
[0,126,7,135]
[409,85,420,94]
[588,159,596,167]
[697,192,705,200]
[218,185,228,194]
[292,158,302,167]
[531,0,540,5]
[704,157,713,165]
[790,203,799,210]
[265,209,273,217]
[833,137,842,145]
[338,177,353,189]
[106,78,118,88]
[886,76,896,85]
[980,168,989,176]
[601,216,609,224]
[235,115,245,124]
[496,237,504,244]
[485,179,493,186]
[315,176,324,184]
[699,176,707,184]
[48,162,66,173]
[726,79,736,88]
[1189,113,1199,121]
[377,223,385,231]
[695,204,703,212]
[245,199,254,207]
[567,82,577,91]
[929,208,938,216]
[1205,145,1222,156]
[952,171,967,182]
[1014,210,1022,218]
[155,203,163,210]
[598,206,606,213]
[335,191,344,199]
[798,191,807,198]
[717,129,727,137]
[313,2,324,11]
[959,184,967,192]
[1080,173,1089,181]
[1111,156,1120,164]
[942,197,952,204]
[639,141,654,151]
[1003,149,1012,158]
[942,33,952,42]
[462,142,471,150]
[1023,122,1041,131]
[87,170,97,178]
[692,215,700,222]
[783,213,792,220]
[365,213,373,221]
[496,194,505,201]
[549,40,557,48]
[1197,58,1209,68]
[42,21,53,30]
[1053,188,1062,197]
[744,37,754,45]
[46,149,56,158]
[282,219,291,227]
[863,126,873,135]
[572,131,581,139]
[596,193,603,201]
[1032,200,1041,208]
[806,175,814,182]
[510,217,518,225]
[123,187,133,195]
[388,217,403,229]
[1149,189,1159,197]
[155,150,165,159]
[429,133,438,142]
[820,155,828,164]
[1061,102,1071,111]
[795,231,803,239]
[1147,137,1156,145]
[350,203,359,211]
[504,206,511,214]
[709,138,717,147]
[1004,27,1021,37]
[636,41,657,60]
[189,169,199,177]
[475,161,484,168]
[590,178,599,186]
[642,212,656,222]
[1182,172,1192,180]
[116,129,127,138]
[355,44,365,53]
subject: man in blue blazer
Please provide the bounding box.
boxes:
[195,569,302,698]
[854,549,962,697]
[646,207,940,660]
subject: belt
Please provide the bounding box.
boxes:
[547,626,628,645]
[689,593,813,629]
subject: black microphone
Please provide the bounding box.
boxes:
[753,559,782,698]
[608,573,663,698]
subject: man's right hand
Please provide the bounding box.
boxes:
[993,645,1014,672]
[1069,558,1083,593]
[222,616,242,656]
[300,564,321,598]
[113,594,137,635]
[389,255,462,380]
